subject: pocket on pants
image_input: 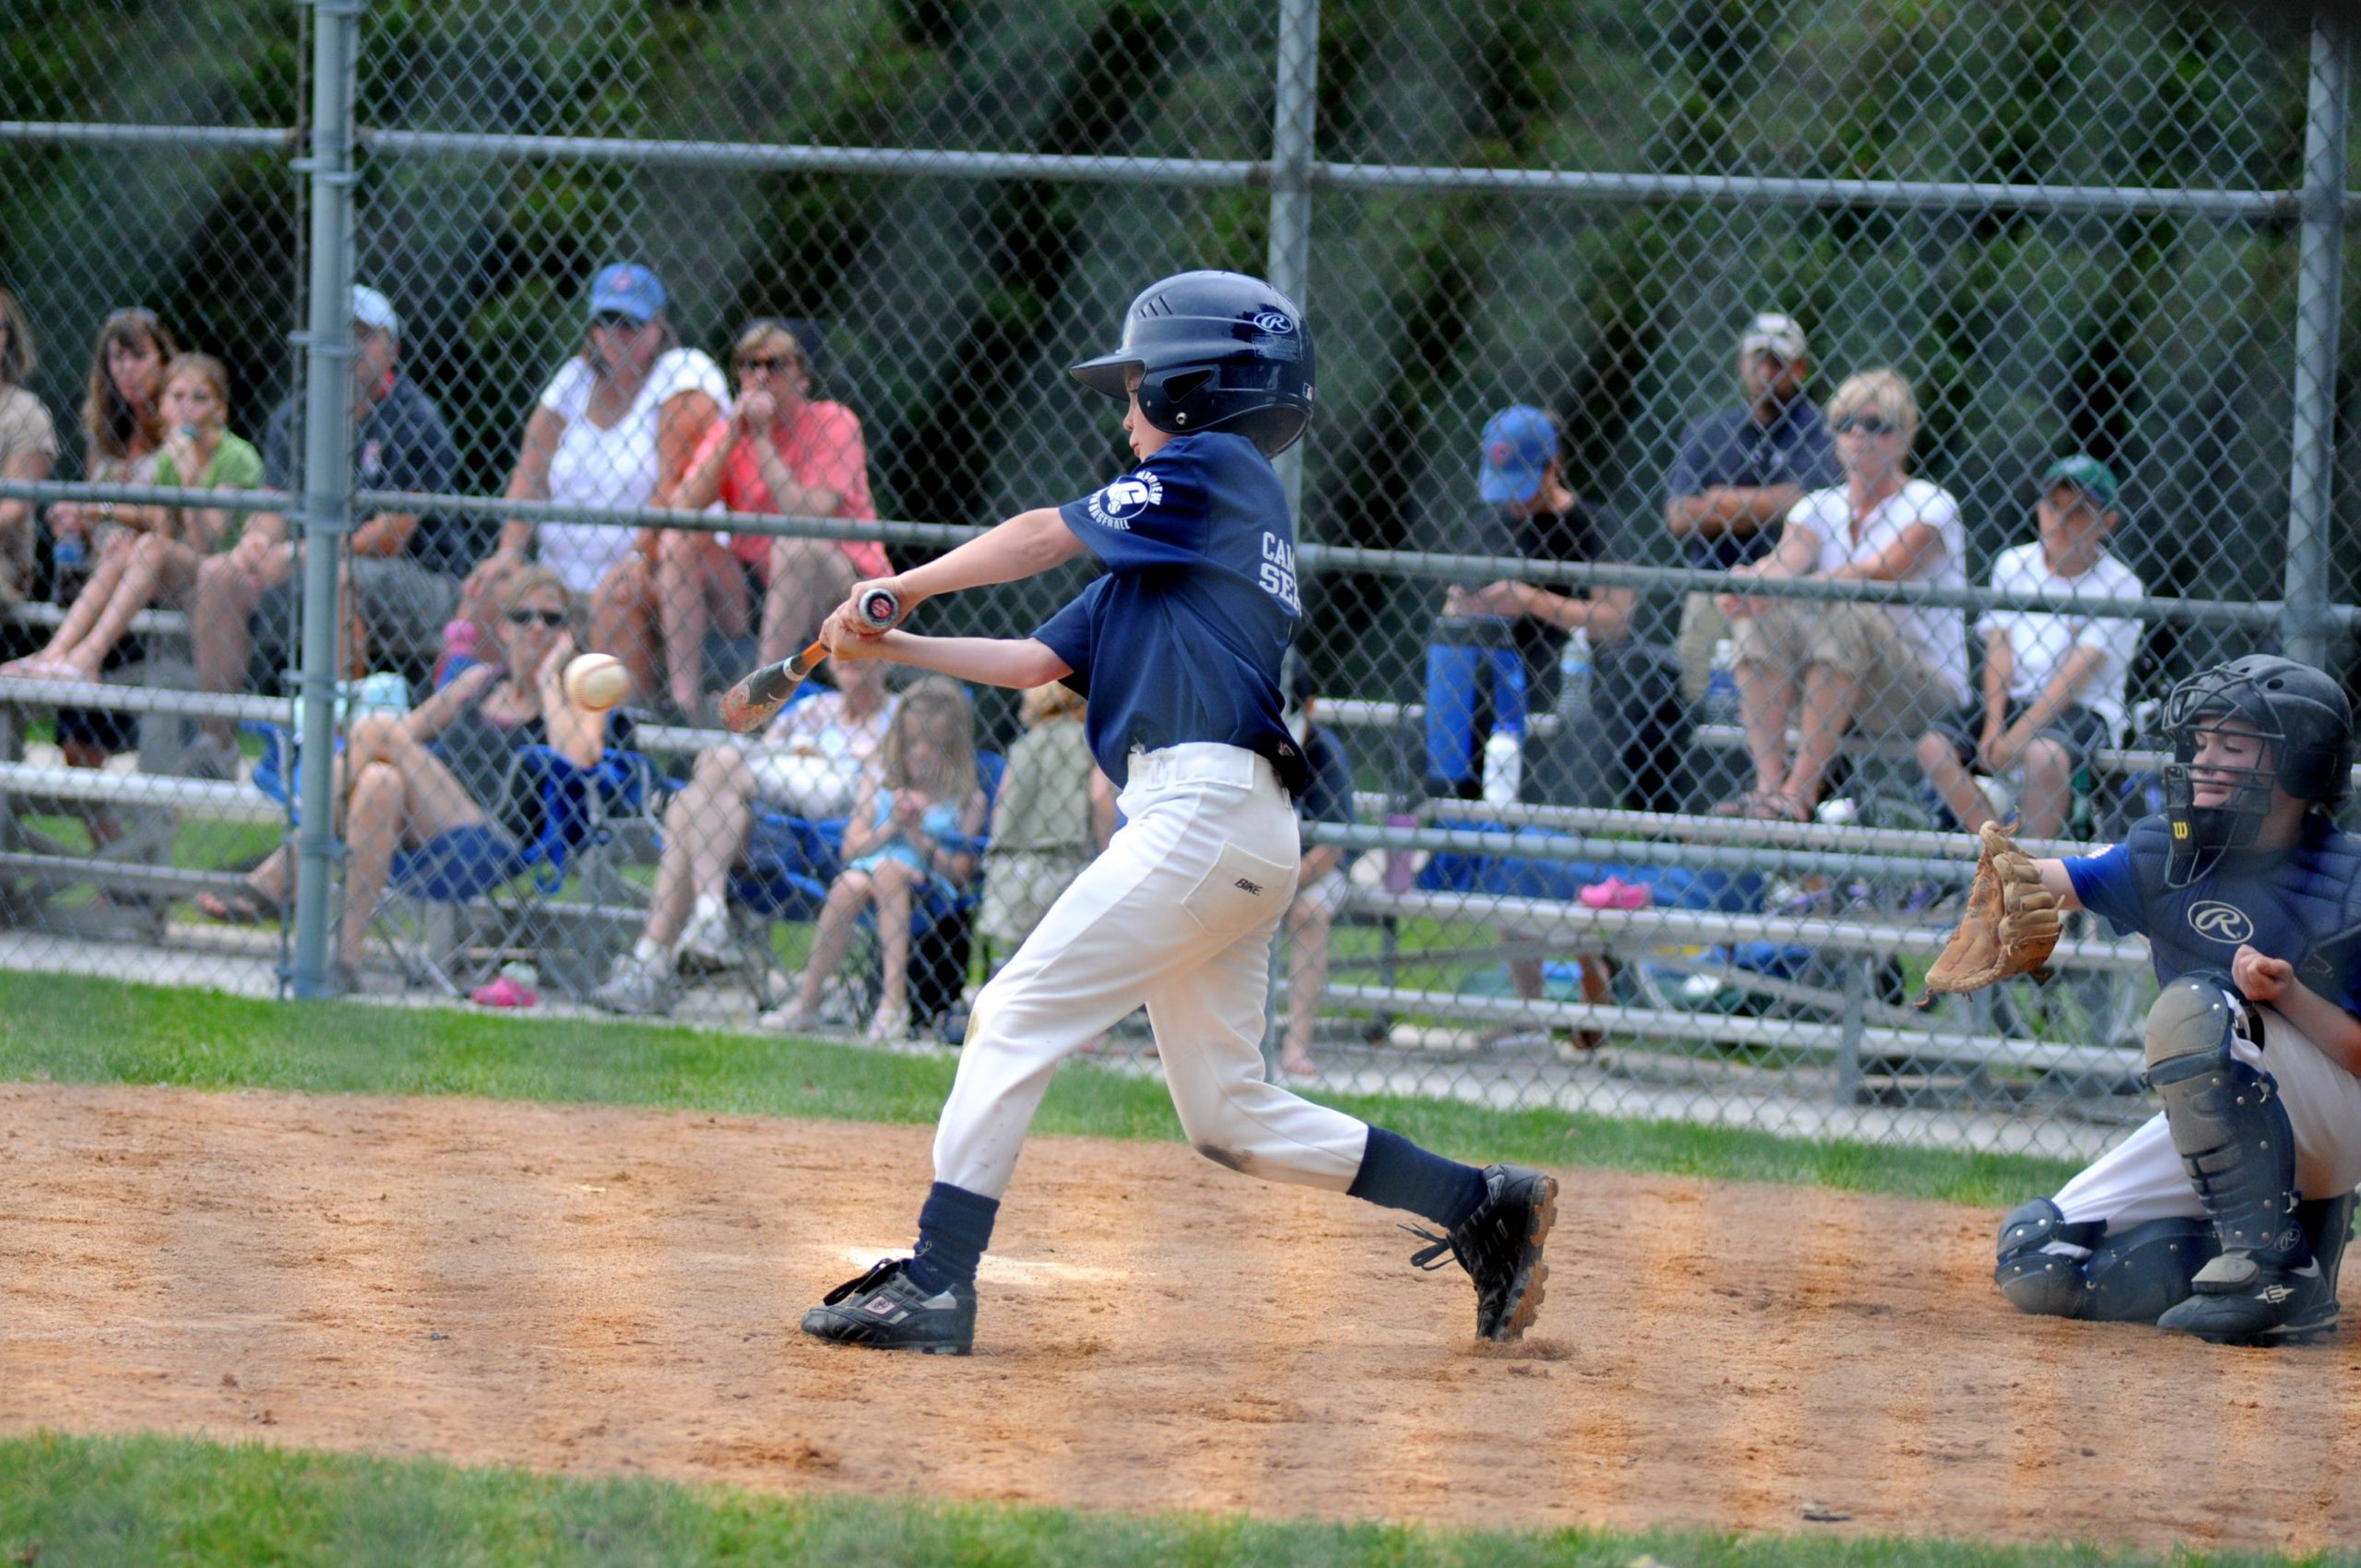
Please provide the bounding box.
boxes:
[1180,840,1294,937]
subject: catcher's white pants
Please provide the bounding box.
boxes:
[2053,1003,2361,1229]
[932,742,1371,1200]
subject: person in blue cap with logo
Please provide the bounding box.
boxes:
[1424,405,1628,805]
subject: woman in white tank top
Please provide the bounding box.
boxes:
[467,264,728,706]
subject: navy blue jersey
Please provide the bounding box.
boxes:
[1038,432,1299,788]
[2067,814,2361,1017]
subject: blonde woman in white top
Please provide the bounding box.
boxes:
[468,264,729,707]
[1715,367,1969,821]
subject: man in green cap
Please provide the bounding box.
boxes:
[1915,455,2144,839]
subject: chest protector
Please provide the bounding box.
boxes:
[2123,814,2361,991]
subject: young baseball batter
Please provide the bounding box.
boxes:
[796,269,1558,1355]
[1960,656,2361,1344]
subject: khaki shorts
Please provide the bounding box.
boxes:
[1674,591,1729,704]
[1729,599,1954,735]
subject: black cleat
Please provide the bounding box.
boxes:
[2154,1252,2337,1346]
[1406,1163,1560,1341]
[801,1257,977,1355]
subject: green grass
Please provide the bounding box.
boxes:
[0,1432,2344,1568]
[0,969,2081,1206]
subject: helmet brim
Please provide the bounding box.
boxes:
[1069,351,1138,398]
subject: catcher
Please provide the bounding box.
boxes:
[1927,655,2361,1345]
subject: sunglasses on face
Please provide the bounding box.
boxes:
[1833,415,1898,437]
[506,608,567,628]
[589,312,641,330]
[735,355,799,374]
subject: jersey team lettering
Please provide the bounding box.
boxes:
[1086,470,1165,530]
[1259,531,1300,613]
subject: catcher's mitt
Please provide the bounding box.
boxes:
[1914,821,2061,1005]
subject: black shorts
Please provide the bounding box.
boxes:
[1928,700,2112,773]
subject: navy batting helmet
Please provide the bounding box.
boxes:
[2161,654,2354,885]
[1069,270,1314,457]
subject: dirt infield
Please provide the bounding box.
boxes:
[3,1084,2358,1554]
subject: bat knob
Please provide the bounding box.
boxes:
[858,588,902,629]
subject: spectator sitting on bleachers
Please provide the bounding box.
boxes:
[1916,454,2142,840]
[1425,406,1629,803]
[978,679,1111,964]
[759,676,987,1043]
[1663,312,1839,705]
[587,653,898,1016]
[192,286,459,775]
[6,354,261,687]
[1715,368,1968,821]
[669,318,884,717]
[0,288,60,612]
[43,306,178,781]
[1277,666,1356,1078]
[464,264,728,720]
[196,566,620,991]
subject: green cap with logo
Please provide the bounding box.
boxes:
[2039,454,2120,511]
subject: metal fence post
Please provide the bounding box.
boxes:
[2284,11,2347,671]
[1265,0,1319,526]
[289,0,362,999]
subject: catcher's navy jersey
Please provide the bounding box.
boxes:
[1038,431,1300,788]
[2067,814,2361,1017]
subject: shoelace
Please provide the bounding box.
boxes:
[1400,1222,1465,1273]
[821,1256,909,1305]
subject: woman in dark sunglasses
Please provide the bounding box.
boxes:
[464,263,727,716]
[670,318,884,719]
[198,568,625,992]
[1714,367,1969,821]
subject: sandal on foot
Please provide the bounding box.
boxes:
[196,885,285,924]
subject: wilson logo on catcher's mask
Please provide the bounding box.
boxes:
[2187,900,2256,944]
[1087,471,1164,529]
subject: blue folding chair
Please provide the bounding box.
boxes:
[247,719,655,995]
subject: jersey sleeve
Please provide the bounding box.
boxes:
[2065,841,2149,936]
[1055,445,1211,570]
[2074,563,2146,663]
[1031,577,1105,688]
[651,349,730,414]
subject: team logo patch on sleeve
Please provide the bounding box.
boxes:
[1086,471,1163,529]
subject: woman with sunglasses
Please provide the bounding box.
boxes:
[467,264,727,712]
[196,568,622,990]
[1714,367,1969,821]
[669,318,883,719]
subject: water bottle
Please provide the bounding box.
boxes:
[1558,628,1594,727]
[52,534,86,605]
[1481,730,1524,804]
[1703,637,1739,728]
[1382,811,1418,895]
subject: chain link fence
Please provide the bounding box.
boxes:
[2,0,2357,1160]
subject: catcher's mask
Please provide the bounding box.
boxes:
[2162,655,2354,887]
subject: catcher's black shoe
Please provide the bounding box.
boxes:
[1405,1162,1560,1341]
[801,1257,976,1355]
[2154,1251,2336,1346]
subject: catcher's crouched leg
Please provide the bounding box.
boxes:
[1995,1198,2213,1322]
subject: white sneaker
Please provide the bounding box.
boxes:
[674,905,736,973]
[589,952,670,1016]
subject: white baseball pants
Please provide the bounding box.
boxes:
[2053,1003,2361,1229]
[932,742,1372,1199]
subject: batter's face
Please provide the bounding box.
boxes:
[1121,368,1172,461]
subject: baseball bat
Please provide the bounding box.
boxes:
[717,587,903,734]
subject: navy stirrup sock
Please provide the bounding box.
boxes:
[906,1182,1000,1294]
[1347,1126,1488,1230]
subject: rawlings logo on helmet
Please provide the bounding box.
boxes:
[1251,309,1296,334]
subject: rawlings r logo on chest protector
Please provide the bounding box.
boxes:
[2187,901,2256,944]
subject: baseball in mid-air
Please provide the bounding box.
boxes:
[563,652,631,711]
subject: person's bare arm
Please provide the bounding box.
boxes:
[1462,579,1636,645]
[838,775,892,859]
[1299,841,1345,883]
[1993,645,2106,765]
[1,448,51,552]
[492,406,564,560]
[649,390,721,510]
[827,627,1072,691]
[1664,482,1805,542]
[401,660,502,742]
[750,434,844,518]
[1825,520,1943,584]
[2032,857,2084,911]
[1088,766,1116,850]
[2233,944,2361,1075]
[856,508,1085,616]
[349,509,418,557]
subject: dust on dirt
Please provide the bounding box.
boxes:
[2,1083,2356,1553]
